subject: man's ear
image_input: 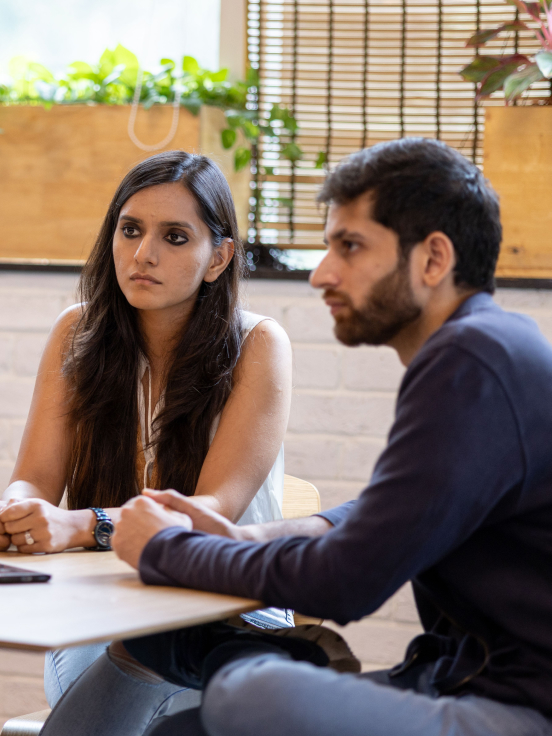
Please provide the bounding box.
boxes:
[203,239,235,283]
[417,231,456,288]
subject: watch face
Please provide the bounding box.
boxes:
[95,520,114,548]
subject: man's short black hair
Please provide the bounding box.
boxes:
[318,138,501,293]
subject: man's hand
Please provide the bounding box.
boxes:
[0,499,11,550]
[142,489,243,539]
[112,495,192,569]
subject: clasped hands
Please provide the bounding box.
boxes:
[112,490,239,569]
[0,491,238,565]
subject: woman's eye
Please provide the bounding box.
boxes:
[122,225,139,238]
[166,232,188,246]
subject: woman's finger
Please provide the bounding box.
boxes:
[0,500,36,523]
[143,489,192,512]
[0,534,11,550]
[3,514,42,535]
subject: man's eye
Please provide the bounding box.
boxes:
[166,232,187,245]
[343,240,359,252]
[122,226,139,237]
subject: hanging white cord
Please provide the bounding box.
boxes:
[128,70,183,152]
[127,0,182,152]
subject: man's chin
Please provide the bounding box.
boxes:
[333,320,365,347]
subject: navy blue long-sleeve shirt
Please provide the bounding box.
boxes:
[141,293,552,714]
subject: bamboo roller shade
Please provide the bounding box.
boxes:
[247,0,544,250]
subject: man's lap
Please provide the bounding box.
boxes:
[198,653,552,736]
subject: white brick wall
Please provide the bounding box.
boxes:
[2,274,552,713]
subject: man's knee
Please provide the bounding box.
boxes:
[202,653,296,736]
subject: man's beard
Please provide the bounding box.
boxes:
[329,260,422,347]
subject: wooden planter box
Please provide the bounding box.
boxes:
[0,105,250,263]
[484,106,552,279]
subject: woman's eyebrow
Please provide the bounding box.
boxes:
[159,220,195,230]
[119,215,195,231]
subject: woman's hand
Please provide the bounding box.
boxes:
[0,499,95,554]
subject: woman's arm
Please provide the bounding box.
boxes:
[0,305,113,552]
[192,318,292,523]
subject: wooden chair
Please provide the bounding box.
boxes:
[0,475,321,736]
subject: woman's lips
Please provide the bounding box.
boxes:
[130,272,161,285]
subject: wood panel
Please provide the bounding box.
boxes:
[484,107,552,279]
[282,474,321,519]
[0,105,201,262]
[0,549,258,651]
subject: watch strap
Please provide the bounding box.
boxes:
[87,507,114,550]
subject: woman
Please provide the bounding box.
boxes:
[0,150,292,721]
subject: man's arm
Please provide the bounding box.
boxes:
[141,489,352,541]
[118,345,524,626]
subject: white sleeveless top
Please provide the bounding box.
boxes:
[137,310,285,526]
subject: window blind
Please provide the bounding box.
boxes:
[247,0,544,250]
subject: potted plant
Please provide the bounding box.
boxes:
[0,45,301,264]
[459,1,552,279]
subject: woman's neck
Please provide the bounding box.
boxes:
[138,302,193,372]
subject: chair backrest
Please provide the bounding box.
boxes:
[282,474,321,520]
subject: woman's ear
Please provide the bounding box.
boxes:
[203,239,235,283]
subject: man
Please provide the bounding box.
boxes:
[44,138,552,736]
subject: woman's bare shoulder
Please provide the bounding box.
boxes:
[42,303,86,361]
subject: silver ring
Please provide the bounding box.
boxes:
[24,531,35,546]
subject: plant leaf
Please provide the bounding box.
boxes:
[160,58,175,71]
[221,128,237,149]
[477,55,530,95]
[466,22,528,47]
[234,146,252,171]
[536,50,552,77]
[504,63,545,100]
[315,151,327,169]
[281,141,303,162]
[182,56,200,75]
[459,55,501,83]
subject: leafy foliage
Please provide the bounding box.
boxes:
[459,0,552,102]
[0,45,302,170]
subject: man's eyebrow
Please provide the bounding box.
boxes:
[328,228,366,241]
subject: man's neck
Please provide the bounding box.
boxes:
[388,288,478,367]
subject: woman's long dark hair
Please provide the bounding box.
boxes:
[63,151,245,509]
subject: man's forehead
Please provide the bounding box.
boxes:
[325,191,376,240]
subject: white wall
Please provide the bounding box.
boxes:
[0,0,222,80]
[2,275,552,725]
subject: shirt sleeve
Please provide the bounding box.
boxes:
[140,344,524,625]
[316,501,356,526]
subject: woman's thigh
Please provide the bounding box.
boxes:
[45,643,108,707]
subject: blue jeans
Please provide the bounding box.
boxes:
[44,643,200,723]
[41,644,552,736]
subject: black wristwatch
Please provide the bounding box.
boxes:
[87,507,115,550]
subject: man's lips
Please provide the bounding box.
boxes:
[130,272,161,285]
[323,294,350,316]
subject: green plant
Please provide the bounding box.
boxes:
[460,0,552,102]
[0,44,301,171]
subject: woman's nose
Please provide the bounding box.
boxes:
[134,235,158,266]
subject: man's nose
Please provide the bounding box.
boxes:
[310,250,340,290]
